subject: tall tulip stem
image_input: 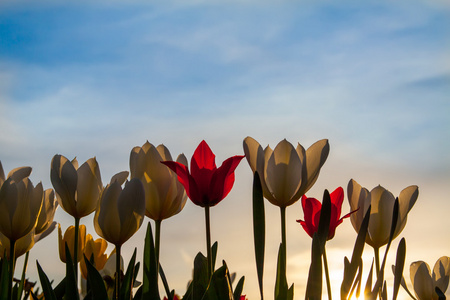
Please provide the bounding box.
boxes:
[323,248,332,300]
[280,207,287,267]
[374,247,380,276]
[155,220,162,275]
[115,245,122,300]
[74,217,80,283]
[205,205,212,279]
[8,239,16,300]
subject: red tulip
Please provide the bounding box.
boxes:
[297,187,356,240]
[162,140,244,207]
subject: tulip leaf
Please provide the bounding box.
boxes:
[202,263,233,300]
[252,171,265,300]
[36,261,57,300]
[83,255,109,300]
[64,243,79,300]
[233,276,245,300]
[392,238,406,300]
[305,233,322,300]
[212,241,218,272]
[341,205,371,299]
[121,248,137,300]
[159,262,173,300]
[317,189,331,250]
[193,252,209,300]
[274,243,288,300]
[435,287,446,300]
[142,222,160,300]
[0,257,9,300]
[364,261,374,299]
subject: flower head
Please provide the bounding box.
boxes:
[297,187,355,240]
[243,137,329,207]
[80,234,108,279]
[94,178,145,246]
[410,256,450,300]
[130,141,188,221]
[58,224,87,263]
[51,155,102,219]
[347,179,418,248]
[161,140,244,207]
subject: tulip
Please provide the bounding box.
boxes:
[58,224,87,263]
[94,178,145,299]
[297,187,355,240]
[243,137,329,208]
[409,256,450,300]
[80,234,108,280]
[130,141,188,221]
[50,155,102,219]
[162,140,244,278]
[347,179,418,275]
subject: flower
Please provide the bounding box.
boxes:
[130,141,188,221]
[347,179,418,248]
[80,234,108,279]
[0,176,43,242]
[58,224,87,263]
[161,140,244,207]
[94,178,145,246]
[243,137,329,207]
[409,256,450,300]
[297,187,356,240]
[50,155,102,219]
[0,230,35,259]
[35,188,58,235]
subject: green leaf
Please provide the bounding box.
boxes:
[202,264,233,300]
[233,276,245,300]
[121,248,137,300]
[159,263,172,300]
[305,233,322,300]
[211,242,218,272]
[341,205,371,299]
[16,251,29,300]
[252,171,265,300]
[0,257,9,300]
[83,255,109,300]
[274,243,288,300]
[142,222,160,300]
[287,283,294,300]
[193,252,209,300]
[392,238,406,300]
[36,261,57,300]
[64,242,79,300]
[364,261,374,299]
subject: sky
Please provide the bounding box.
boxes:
[1,0,449,299]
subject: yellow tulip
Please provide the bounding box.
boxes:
[347,179,418,248]
[94,178,145,246]
[410,256,450,300]
[130,141,188,221]
[80,234,108,279]
[35,189,58,235]
[0,230,35,259]
[50,155,102,219]
[58,224,87,263]
[0,177,43,242]
[243,137,329,207]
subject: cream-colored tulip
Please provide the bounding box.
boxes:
[50,155,102,219]
[58,224,87,263]
[347,179,418,248]
[243,137,329,207]
[94,178,145,246]
[0,177,43,242]
[130,141,188,221]
[410,256,450,300]
[35,188,58,235]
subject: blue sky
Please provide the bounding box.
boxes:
[1,0,449,299]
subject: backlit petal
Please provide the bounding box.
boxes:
[410,261,433,300]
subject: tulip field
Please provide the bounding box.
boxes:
[0,138,448,300]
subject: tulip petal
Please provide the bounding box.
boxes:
[117,179,145,245]
[299,195,322,237]
[397,185,419,227]
[191,140,216,173]
[209,155,245,206]
[368,186,395,248]
[0,161,5,185]
[347,179,370,237]
[433,256,450,296]
[110,171,129,185]
[51,155,78,216]
[302,139,330,193]
[411,261,433,300]
[7,166,32,182]
[76,157,102,218]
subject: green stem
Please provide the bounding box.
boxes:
[17,251,29,300]
[115,245,122,300]
[8,239,16,300]
[280,207,287,269]
[74,217,80,285]
[205,205,212,279]
[374,247,380,277]
[323,248,332,300]
[155,220,162,276]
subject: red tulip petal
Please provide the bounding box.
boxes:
[296,219,314,238]
[301,195,322,236]
[209,155,245,206]
[161,161,199,204]
[191,140,216,177]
